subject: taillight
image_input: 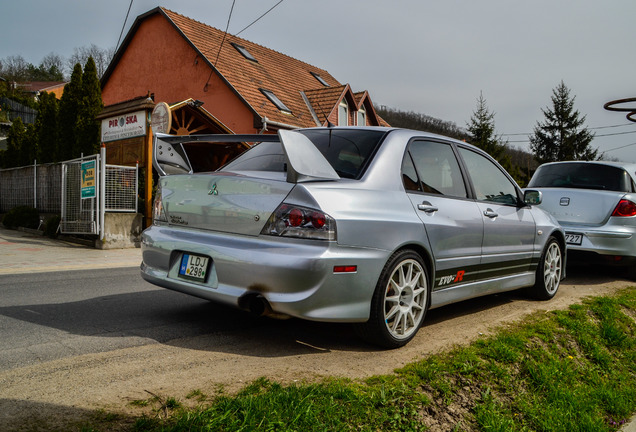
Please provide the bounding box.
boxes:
[261,204,336,240]
[152,185,167,224]
[611,199,636,217]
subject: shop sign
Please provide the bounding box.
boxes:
[101,110,147,142]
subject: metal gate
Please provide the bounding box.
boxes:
[60,153,139,235]
[61,155,100,234]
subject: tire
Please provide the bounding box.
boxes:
[355,250,429,349]
[532,237,563,300]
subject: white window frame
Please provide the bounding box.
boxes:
[357,107,366,126]
[338,101,349,126]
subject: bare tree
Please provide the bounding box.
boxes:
[0,55,30,81]
[40,52,66,78]
[67,44,114,78]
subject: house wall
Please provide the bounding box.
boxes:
[102,14,257,133]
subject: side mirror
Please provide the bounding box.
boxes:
[524,190,543,205]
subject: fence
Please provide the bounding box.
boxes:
[0,162,62,213]
[0,156,138,235]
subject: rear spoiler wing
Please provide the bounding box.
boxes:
[153,131,339,183]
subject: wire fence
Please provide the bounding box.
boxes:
[0,159,138,217]
[0,162,62,213]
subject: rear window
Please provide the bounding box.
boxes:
[222,129,387,179]
[528,163,636,192]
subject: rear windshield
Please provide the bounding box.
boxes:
[528,163,636,192]
[222,129,387,179]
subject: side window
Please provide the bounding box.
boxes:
[402,140,467,198]
[458,147,519,205]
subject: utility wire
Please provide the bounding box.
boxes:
[501,123,635,137]
[236,0,285,36]
[116,0,134,51]
[214,0,237,67]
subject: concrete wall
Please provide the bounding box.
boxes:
[95,213,143,250]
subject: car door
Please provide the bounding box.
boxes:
[402,139,484,288]
[457,146,536,279]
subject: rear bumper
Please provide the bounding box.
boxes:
[562,223,636,258]
[140,225,390,322]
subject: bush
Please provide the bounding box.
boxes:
[44,214,61,238]
[2,206,40,229]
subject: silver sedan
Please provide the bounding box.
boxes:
[526,160,636,278]
[140,127,565,348]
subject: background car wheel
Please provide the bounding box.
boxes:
[532,237,562,300]
[355,250,429,349]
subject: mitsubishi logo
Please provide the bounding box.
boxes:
[209,183,218,195]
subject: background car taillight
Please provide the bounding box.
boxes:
[261,204,336,240]
[611,199,636,217]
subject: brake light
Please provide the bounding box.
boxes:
[611,199,636,217]
[152,185,167,224]
[261,204,336,240]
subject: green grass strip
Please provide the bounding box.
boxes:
[94,288,636,432]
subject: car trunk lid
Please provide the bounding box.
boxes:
[159,172,295,236]
[535,188,624,225]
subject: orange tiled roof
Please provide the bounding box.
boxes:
[162,8,344,128]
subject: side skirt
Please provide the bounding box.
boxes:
[430,271,535,309]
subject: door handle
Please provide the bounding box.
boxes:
[483,208,498,219]
[417,202,438,213]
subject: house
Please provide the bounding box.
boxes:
[101,7,388,135]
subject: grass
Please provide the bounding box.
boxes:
[88,288,636,431]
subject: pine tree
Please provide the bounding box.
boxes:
[4,118,37,167]
[36,91,59,163]
[76,57,103,156]
[466,92,518,178]
[58,63,82,160]
[529,81,597,164]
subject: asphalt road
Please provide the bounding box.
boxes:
[0,267,262,372]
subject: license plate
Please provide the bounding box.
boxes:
[178,253,210,281]
[565,233,583,245]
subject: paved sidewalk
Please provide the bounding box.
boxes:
[0,226,141,275]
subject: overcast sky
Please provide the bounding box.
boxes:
[2,1,636,162]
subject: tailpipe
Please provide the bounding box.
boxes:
[239,293,272,317]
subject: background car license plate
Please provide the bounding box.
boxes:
[565,233,583,245]
[179,253,209,281]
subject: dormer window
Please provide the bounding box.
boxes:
[357,107,366,126]
[338,101,349,126]
[260,88,292,114]
[310,72,329,87]
[231,42,257,62]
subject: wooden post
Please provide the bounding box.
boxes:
[146,122,153,229]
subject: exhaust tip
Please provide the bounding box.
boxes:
[239,293,271,316]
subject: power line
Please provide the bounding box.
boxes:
[214,0,237,67]
[236,0,285,36]
[115,0,134,51]
[502,123,635,137]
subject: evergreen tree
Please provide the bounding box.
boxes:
[466,92,520,180]
[4,118,37,167]
[58,63,82,160]
[76,57,103,156]
[529,81,597,163]
[36,91,59,163]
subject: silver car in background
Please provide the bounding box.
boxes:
[140,127,565,348]
[526,160,636,278]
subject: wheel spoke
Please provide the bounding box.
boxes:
[382,257,429,341]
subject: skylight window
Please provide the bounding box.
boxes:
[260,89,292,114]
[310,71,330,86]
[231,42,257,62]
